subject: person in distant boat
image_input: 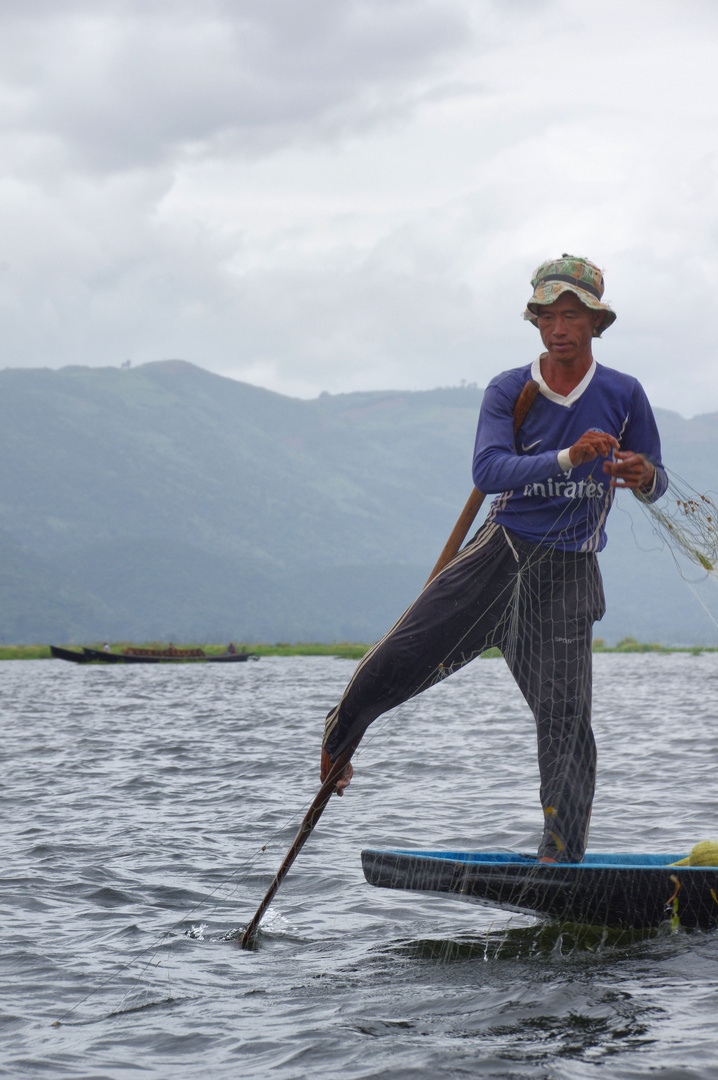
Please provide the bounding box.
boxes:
[227,642,237,655]
[320,254,667,864]
[102,642,110,652]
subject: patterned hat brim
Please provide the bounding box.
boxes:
[523,281,616,337]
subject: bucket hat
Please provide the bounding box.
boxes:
[523,254,616,337]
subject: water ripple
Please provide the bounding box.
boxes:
[1,654,718,1078]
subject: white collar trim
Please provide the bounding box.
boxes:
[531,355,596,407]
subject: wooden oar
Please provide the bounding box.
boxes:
[240,748,353,947]
[240,377,540,947]
[424,378,540,585]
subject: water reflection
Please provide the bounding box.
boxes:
[390,921,662,963]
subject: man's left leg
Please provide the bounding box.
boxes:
[505,542,605,863]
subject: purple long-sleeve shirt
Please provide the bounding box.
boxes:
[472,358,667,552]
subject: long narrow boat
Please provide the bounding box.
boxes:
[82,647,259,664]
[49,645,90,663]
[361,849,718,931]
[50,645,259,664]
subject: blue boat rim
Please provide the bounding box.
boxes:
[362,850,711,870]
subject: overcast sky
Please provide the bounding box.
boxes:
[2,0,718,415]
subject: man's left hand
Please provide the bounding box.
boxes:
[603,451,655,490]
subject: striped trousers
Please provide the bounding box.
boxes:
[322,522,606,862]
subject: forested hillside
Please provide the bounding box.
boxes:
[0,361,716,644]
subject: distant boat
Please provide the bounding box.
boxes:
[49,645,90,663]
[50,645,259,665]
[361,849,718,931]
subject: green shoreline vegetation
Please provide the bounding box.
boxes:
[0,637,716,661]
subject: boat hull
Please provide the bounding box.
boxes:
[82,647,259,664]
[50,646,258,664]
[361,850,718,930]
[49,645,89,663]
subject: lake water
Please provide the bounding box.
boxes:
[2,653,718,1079]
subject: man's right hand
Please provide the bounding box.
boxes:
[320,748,353,795]
[569,430,619,466]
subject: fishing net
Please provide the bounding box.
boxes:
[626,473,716,574]
[622,470,718,644]
[635,471,718,575]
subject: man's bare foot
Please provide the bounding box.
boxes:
[320,748,353,795]
[539,856,558,863]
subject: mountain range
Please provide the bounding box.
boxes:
[1,360,716,645]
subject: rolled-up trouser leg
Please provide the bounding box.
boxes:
[322,523,520,760]
[504,539,605,863]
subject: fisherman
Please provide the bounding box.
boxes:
[320,255,667,864]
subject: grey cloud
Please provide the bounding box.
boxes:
[2,0,718,419]
[1,0,475,173]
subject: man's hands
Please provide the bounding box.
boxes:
[603,451,655,490]
[320,747,353,795]
[568,430,619,466]
[568,431,655,491]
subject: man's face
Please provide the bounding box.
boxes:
[536,292,602,364]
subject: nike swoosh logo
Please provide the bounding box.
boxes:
[521,439,541,452]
